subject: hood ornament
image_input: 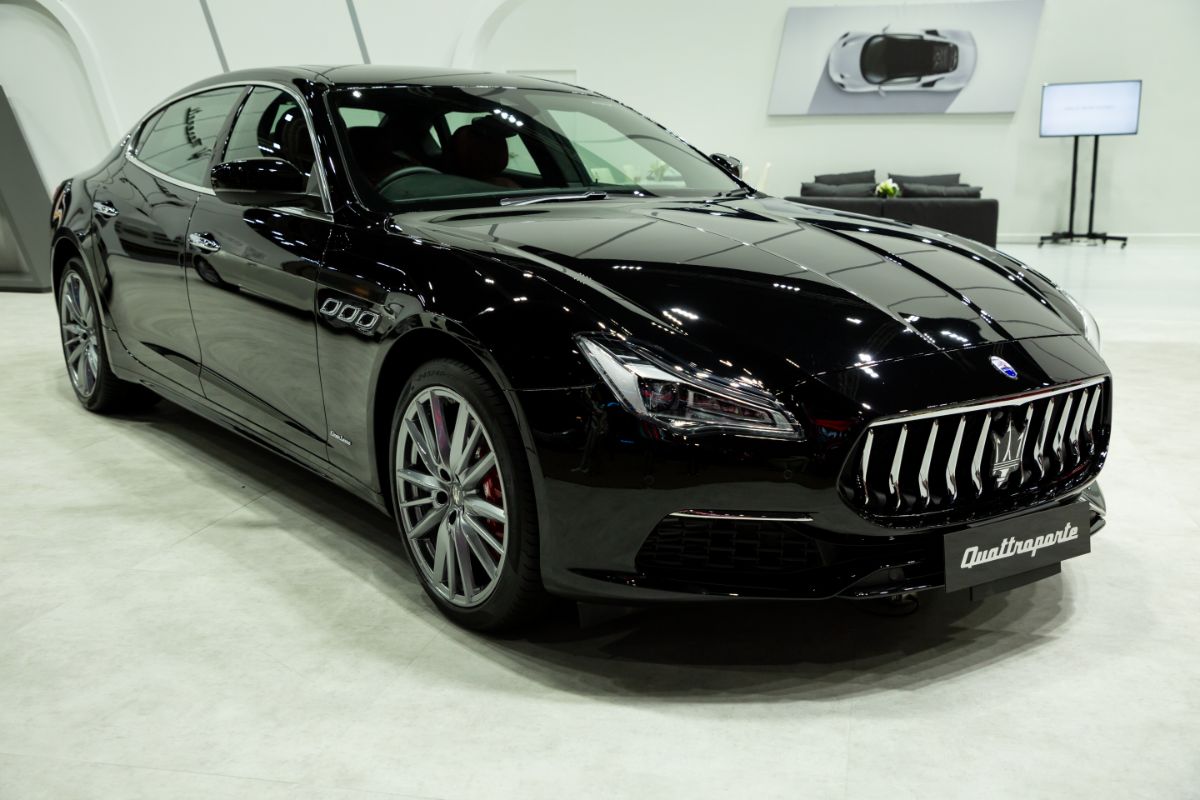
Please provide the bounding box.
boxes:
[990,356,1018,380]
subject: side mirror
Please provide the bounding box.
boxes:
[710,153,743,179]
[209,158,315,207]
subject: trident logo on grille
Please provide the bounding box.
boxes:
[992,416,1028,485]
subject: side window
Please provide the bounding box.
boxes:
[223,87,316,177]
[134,86,243,186]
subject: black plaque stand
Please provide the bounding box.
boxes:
[1040,135,1127,248]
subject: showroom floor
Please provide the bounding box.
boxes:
[1,241,1198,799]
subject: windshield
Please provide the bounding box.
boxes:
[860,35,955,83]
[328,86,741,210]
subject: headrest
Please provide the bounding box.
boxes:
[449,124,509,180]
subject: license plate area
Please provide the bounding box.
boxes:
[943,501,1092,592]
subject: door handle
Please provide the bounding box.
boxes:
[92,200,119,218]
[187,232,221,254]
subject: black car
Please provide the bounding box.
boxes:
[50,66,1109,630]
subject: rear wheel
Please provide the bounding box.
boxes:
[390,359,546,631]
[58,259,158,413]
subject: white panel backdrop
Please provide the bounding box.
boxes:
[0,0,1196,239]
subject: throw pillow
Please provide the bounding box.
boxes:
[801,181,876,197]
[889,172,961,187]
[900,183,983,198]
[814,170,876,185]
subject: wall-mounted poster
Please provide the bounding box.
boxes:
[768,0,1044,115]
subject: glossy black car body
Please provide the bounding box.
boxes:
[50,66,1109,607]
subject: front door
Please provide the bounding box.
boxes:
[183,86,333,457]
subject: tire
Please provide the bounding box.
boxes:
[389,359,547,632]
[58,259,159,414]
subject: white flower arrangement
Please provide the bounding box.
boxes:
[875,178,900,198]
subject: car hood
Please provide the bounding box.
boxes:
[397,196,1080,380]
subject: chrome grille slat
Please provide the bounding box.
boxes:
[849,377,1108,521]
[971,411,991,497]
[1084,385,1102,452]
[888,423,908,510]
[1052,394,1074,473]
[1068,388,1089,465]
[917,419,939,506]
[1034,397,1055,480]
[860,428,875,506]
[945,416,965,502]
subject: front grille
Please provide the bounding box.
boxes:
[637,516,822,575]
[841,377,1109,525]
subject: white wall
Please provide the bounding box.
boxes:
[481,0,1199,238]
[0,1,110,187]
[3,0,1195,237]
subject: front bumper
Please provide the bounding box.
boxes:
[513,336,1110,603]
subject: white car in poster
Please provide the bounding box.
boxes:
[828,28,977,92]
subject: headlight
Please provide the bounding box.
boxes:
[575,335,805,440]
[1061,290,1102,352]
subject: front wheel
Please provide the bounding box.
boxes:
[389,359,547,631]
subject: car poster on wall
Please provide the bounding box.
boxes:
[769,0,1044,115]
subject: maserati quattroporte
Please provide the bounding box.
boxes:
[50,66,1109,630]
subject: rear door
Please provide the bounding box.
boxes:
[183,86,333,457]
[94,86,244,394]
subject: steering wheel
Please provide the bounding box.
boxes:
[377,166,440,197]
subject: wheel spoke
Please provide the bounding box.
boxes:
[448,405,470,473]
[464,514,504,556]
[78,285,92,325]
[397,496,433,509]
[64,287,83,323]
[452,522,475,601]
[464,495,506,525]
[395,467,441,492]
[405,418,440,477]
[68,345,85,366]
[451,422,482,475]
[460,451,496,489]
[416,401,443,469]
[461,517,499,577]
[428,391,452,464]
[432,514,451,587]
[405,505,446,541]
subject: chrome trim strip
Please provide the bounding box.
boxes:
[971,411,991,497]
[945,416,965,502]
[888,423,908,510]
[669,511,815,523]
[917,419,938,506]
[864,376,1106,428]
[124,79,334,213]
[860,427,875,506]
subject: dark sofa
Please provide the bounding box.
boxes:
[783,196,1000,247]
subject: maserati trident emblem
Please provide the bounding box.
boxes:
[990,356,1018,379]
[991,418,1028,485]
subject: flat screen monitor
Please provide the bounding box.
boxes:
[1040,80,1141,137]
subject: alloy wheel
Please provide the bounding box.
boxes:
[60,272,100,398]
[395,387,508,607]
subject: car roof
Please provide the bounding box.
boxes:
[179,65,587,95]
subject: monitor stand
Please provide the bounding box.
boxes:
[1040,135,1127,248]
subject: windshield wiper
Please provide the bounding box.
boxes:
[718,187,756,198]
[499,190,609,207]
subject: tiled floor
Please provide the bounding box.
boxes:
[1,240,1198,799]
